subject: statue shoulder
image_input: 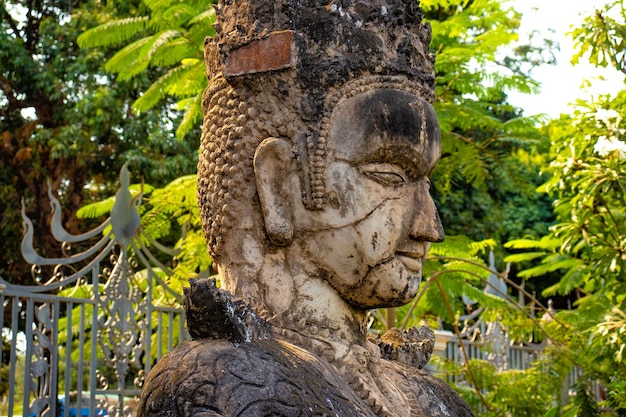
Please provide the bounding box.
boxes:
[139,279,365,416]
[380,359,475,417]
[137,339,365,417]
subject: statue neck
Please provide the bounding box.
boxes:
[216,240,369,347]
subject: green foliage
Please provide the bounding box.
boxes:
[378,235,561,415]
[421,0,555,247]
[0,0,199,286]
[508,95,626,300]
[6,0,624,415]
[607,376,626,413]
[363,1,566,413]
[77,173,212,300]
[570,0,626,74]
[0,354,25,416]
[452,359,559,417]
[77,184,149,219]
[77,0,216,139]
[541,405,588,417]
[140,174,212,294]
[377,9,560,410]
[50,172,210,398]
[572,379,601,417]
[422,237,505,318]
[381,236,489,330]
[502,4,626,412]
[75,16,150,48]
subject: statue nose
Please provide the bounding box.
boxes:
[409,183,444,243]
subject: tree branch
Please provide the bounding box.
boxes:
[0,4,21,39]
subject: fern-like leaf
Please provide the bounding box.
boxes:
[76,184,147,219]
[132,67,183,111]
[77,16,150,48]
[133,60,203,111]
[105,30,183,79]
[161,4,198,28]
[429,235,493,259]
[518,256,583,279]
[150,38,199,67]
[104,36,153,77]
[168,60,206,97]
[144,0,177,12]
[146,29,182,61]
[505,236,563,251]
[503,252,547,263]
[187,8,217,43]
[176,95,203,139]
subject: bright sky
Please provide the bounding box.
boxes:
[506,0,625,118]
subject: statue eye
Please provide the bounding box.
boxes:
[360,164,408,187]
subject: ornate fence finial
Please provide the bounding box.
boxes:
[111,164,141,246]
[2,164,187,417]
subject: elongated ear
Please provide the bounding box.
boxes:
[254,137,296,246]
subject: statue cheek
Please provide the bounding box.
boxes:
[302,226,367,285]
[355,204,407,263]
[326,165,383,220]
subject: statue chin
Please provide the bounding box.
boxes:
[337,258,423,310]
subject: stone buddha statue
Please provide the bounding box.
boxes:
[138,1,474,416]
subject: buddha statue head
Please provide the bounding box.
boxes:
[197,0,443,343]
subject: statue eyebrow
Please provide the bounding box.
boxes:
[357,146,434,181]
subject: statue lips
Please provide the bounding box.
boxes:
[397,255,423,272]
[396,245,426,272]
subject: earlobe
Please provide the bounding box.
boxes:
[254,138,296,246]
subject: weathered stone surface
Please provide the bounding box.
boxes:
[205,0,435,97]
[371,327,436,369]
[138,0,475,415]
[139,337,474,417]
[138,339,364,417]
[184,278,272,343]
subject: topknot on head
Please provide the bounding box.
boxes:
[207,0,435,96]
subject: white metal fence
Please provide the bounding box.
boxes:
[1,169,188,417]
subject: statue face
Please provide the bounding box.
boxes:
[296,89,444,309]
